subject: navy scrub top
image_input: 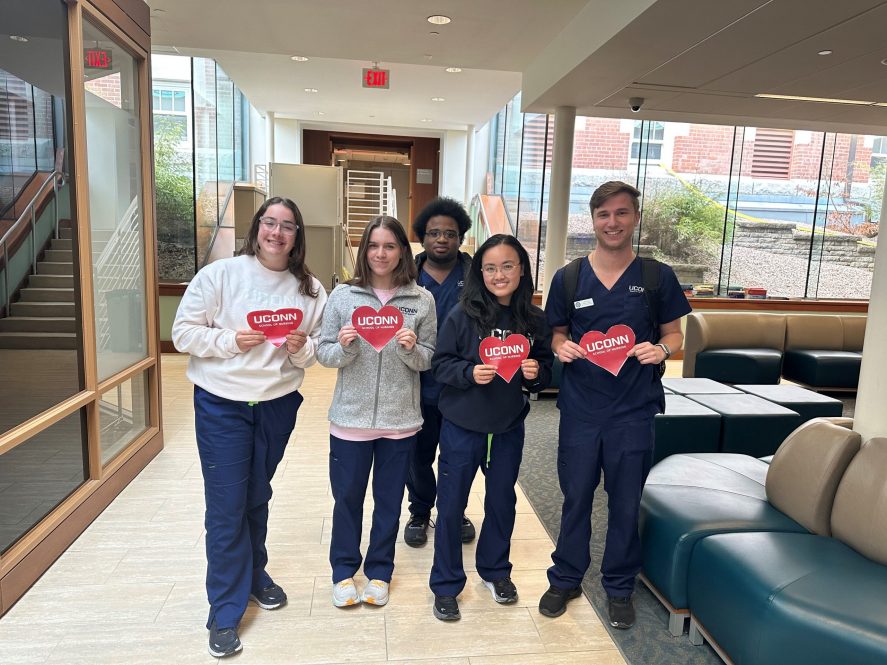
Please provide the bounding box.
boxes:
[418,261,465,403]
[545,256,691,425]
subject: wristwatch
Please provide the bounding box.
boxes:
[656,343,671,360]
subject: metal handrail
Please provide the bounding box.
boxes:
[1,170,64,313]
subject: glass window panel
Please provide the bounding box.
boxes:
[233,87,243,182]
[0,409,88,554]
[515,113,548,287]
[174,90,186,112]
[216,65,235,206]
[152,90,160,109]
[501,92,523,225]
[100,371,149,465]
[0,0,84,437]
[82,19,149,380]
[193,57,218,267]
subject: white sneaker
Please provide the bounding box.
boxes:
[332,578,360,607]
[361,579,390,606]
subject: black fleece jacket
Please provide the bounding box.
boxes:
[432,302,553,434]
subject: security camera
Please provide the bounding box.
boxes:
[629,97,644,113]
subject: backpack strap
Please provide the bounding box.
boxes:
[640,257,661,337]
[563,256,585,329]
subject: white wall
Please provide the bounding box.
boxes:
[439,129,467,202]
[248,106,266,180]
[472,120,492,199]
[274,118,302,164]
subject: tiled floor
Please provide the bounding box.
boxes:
[0,354,626,664]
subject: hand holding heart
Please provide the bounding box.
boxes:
[394,327,417,351]
[236,329,266,352]
[337,324,359,347]
[285,330,308,354]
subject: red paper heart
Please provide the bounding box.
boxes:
[479,334,530,382]
[579,324,636,376]
[246,308,304,348]
[352,305,404,352]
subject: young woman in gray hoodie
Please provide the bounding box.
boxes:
[317,215,437,608]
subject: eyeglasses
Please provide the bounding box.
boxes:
[425,229,459,240]
[481,262,519,276]
[259,217,298,235]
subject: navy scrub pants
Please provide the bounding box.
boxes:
[406,400,442,518]
[547,416,654,598]
[329,434,414,583]
[429,418,524,597]
[194,385,303,630]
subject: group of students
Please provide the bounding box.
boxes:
[173,195,554,657]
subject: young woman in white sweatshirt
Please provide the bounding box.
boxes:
[172,197,327,658]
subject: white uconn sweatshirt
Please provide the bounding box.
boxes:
[172,255,327,402]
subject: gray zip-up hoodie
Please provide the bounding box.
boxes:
[317,281,437,430]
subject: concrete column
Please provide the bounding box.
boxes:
[265,111,275,165]
[464,124,475,205]
[852,182,887,440]
[542,106,576,303]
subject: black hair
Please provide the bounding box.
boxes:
[349,215,418,287]
[412,196,472,242]
[237,196,319,298]
[461,234,542,338]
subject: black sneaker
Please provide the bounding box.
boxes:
[208,622,242,658]
[538,585,581,618]
[607,595,636,629]
[250,582,287,610]
[460,515,476,543]
[404,514,432,547]
[433,595,461,621]
[483,577,518,604]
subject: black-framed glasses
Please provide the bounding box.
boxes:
[426,229,459,240]
[259,217,298,235]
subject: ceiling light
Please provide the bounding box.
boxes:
[304,88,318,93]
[290,55,309,62]
[817,49,833,56]
[445,67,462,73]
[9,35,29,42]
[429,31,440,36]
[431,97,445,102]
[316,111,325,116]
[427,15,451,25]
[420,118,433,123]
[755,93,874,105]
[881,57,887,66]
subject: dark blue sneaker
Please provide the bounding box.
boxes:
[250,583,287,610]
[208,622,242,658]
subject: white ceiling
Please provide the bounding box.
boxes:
[147,0,588,130]
[148,0,887,135]
[523,0,887,134]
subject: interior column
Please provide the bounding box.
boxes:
[542,106,576,302]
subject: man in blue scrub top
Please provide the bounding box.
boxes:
[404,197,477,547]
[538,181,691,629]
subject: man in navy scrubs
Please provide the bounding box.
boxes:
[538,181,691,628]
[404,197,476,547]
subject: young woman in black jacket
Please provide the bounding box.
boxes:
[428,234,553,621]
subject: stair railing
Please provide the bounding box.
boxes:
[1,170,64,314]
[93,196,140,350]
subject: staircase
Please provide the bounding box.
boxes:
[0,219,76,349]
[345,170,395,247]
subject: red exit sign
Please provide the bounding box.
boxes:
[362,68,389,89]
[84,48,112,70]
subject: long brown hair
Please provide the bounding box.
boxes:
[238,196,319,297]
[350,215,417,288]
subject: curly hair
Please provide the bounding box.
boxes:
[412,196,472,242]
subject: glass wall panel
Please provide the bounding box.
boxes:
[193,58,218,266]
[515,113,549,287]
[234,88,244,182]
[216,65,234,207]
[82,19,148,380]
[100,371,149,465]
[501,93,523,226]
[1,0,83,437]
[0,409,88,554]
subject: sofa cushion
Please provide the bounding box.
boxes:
[766,419,861,536]
[782,349,861,389]
[652,394,721,465]
[682,312,785,378]
[841,315,866,352]
[736,384,844,423]
[688,531,887,665]
[640,453,804,610]
[661,377,741,394]
[695,348,783,384]
[785,314,843,351]
[831,437,887,566]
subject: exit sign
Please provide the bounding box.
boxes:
[362,68,389,89]
[84,48,112,70]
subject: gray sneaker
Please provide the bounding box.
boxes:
[332,578,360,607]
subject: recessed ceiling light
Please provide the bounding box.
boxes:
[420,118,433,123]
[316,111,325,116]
[427,15,451,25]
[881,57,887,66]
[151,8,166,13]
[291,55,309,62]
[304,88,318,93]
[9,35,29,43]
[817,49,833,56]
[431,97,445,102]
[429,31,440,36]
[445,67,462,73]
[755,93,874,105]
